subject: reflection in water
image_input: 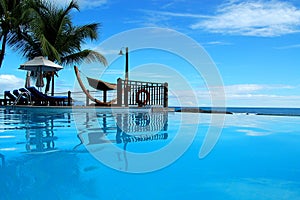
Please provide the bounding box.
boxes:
[1,108,71,153]
[0,108,169,194]
[25,112,70,153]
[75,111,169,171]
[0,153,4,168]
[0,108,87,199]
[25,128,57,152]
[1,108,300,199]
[76,111,168,147]
[115,112,168,145]
[2,109,168,156]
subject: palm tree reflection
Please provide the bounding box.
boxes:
[0,154,4,169]
[25,113,69,153]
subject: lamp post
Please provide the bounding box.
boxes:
[119,47,129,107]
[118,47,129,81]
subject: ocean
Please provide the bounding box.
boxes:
[172,107,300,116]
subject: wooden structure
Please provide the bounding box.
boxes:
[116,78,168,107]
[74,66,116,106]
[74,66,168,107]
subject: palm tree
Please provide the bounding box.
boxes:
[10,0,107,95]
[0,0,23,68]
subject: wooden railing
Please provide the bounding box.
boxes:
[116,78,168,107]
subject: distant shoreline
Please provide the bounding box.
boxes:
[172,106,300,117]
[174,107,232,114]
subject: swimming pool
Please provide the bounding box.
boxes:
[0,107,300,199]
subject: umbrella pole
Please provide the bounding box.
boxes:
[51,73,54,96]
[25,71,31,87]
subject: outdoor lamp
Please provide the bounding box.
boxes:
[119,47,129,81]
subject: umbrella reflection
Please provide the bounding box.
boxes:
[1,108,70,153]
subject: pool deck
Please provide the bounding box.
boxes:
[0,105,175,112]
[0,105,235,115]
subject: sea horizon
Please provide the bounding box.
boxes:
[171,106,300,116]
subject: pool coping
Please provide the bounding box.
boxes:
[0,105,175,112]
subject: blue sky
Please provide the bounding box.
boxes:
[1,0,300,107]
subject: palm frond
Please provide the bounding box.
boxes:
[61,49,107,66]
[39,34,60,61]
[2,0,107,69]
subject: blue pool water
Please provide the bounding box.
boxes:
[0,107,300,199]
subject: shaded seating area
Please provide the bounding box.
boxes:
[20,87,71,106]
[0,87,72,106]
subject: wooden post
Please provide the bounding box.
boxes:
[4,93,7,105]
[51,73,55,96]
[86,90,89,106]
[125,47,129,81]
[163,82,168,108]
[117,78,122,107]
[68,91,71,106]
[103,90,107,103]
[124,80,128,107]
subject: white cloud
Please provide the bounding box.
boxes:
[196,84,300,107]
[141,10,211,19]
[94,47,120,56]
[223,84,295,95]
[191,0,300,37]
[0,74,24,94]
[202,41,232,46]
[137,9,210,28]
[198,84,295,97]
[140,1,300,36]
[223,84,300,107]
[276,43,300,49]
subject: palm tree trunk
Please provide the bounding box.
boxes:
[0,33,8,68]
[51,73,54,96]
[45,73,52,94]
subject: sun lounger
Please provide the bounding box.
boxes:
[20,87,70,106]
[4,91,17,101]
[19,88,42,105]
[13,89,29,104]
[28,86,70,106]
[4,90,28,105]
[12,89,20,97]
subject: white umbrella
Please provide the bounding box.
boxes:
[19,56,63,94]
[35,71,44,88]
[19,56,63,72]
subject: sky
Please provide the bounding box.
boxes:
[0,0,300,107]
